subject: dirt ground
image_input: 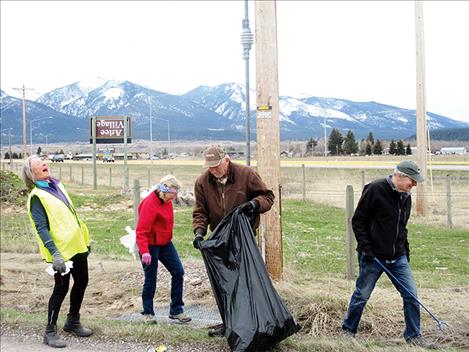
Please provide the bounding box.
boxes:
[1,252,469,351]
[0,252,216,319]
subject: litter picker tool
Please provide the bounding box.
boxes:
[374,257,448,330]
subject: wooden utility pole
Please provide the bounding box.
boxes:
[255,0,282,280]
[12,85,34,158]
[415,1,428,216]
[22,85,27,158]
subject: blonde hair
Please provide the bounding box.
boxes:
[156,175,181,199]
[22,155,42,190]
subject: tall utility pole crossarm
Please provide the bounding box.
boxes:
[415,1,428,216]
[255,0,283,281]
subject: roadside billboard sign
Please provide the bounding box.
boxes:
[89,116,132,144]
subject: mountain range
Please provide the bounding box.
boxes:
[1,78,468,144]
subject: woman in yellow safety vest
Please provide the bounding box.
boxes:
[22,155,92,348]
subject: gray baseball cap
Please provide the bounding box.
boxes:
[396,160,425,182]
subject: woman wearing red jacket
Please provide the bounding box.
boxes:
[136,175,191,324]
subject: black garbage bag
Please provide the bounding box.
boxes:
[200,207,300,352]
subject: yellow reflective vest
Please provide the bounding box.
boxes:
[27,183,90,262]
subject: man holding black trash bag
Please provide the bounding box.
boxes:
[192,145,274,337]
[342,160,438,349]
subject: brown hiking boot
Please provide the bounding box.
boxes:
[208,323,225,337]
[44,324,66,348]
[169,312,192,323]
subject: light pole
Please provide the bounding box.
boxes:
[154,118,170,158]
[323,116,327,157]
[1,128,13,168]
[240,0,254,166]
[30,116,52,156]
[148,98,153,162]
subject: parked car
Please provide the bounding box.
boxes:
[103,155,115,163]
[51,154,65,162]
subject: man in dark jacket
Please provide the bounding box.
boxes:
[342,161,437,349]
[192,145,274,336]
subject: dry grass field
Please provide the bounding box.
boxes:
[2,154,468,229]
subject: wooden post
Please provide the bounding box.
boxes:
[345,185,355,280]
[446,175,453,229]
[81,167,84,185]
[109,167,112,187]
[69,165,73,182]
[301,164,306,201]
[92,116,97,190]
[59,166,62,180]
[133,179,141,228]
[147,168,151,188]
[415,1,428,215]
[255,0,282,280]
[361,170,365,190]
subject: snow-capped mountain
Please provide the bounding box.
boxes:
[184,84,468,139]
[3,79,468,143]
[0,90,86,144]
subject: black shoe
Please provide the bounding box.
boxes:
[63,314,93,337]
[208,323,225,337]
[44,325,67,348]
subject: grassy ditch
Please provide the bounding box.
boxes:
[1,181,468,351]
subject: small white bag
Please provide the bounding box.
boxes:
[120,226,140,260]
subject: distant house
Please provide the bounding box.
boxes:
[440,147,467,155]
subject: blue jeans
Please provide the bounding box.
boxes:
[342,253,420,340]
[141,241,185,316]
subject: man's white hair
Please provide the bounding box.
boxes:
[393,167,408,178]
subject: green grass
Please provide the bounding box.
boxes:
[1,194,467,288]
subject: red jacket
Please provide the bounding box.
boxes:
[136,191,174,254]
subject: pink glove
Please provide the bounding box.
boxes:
[141,253,152,266]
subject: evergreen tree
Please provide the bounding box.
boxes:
[397,140,405,155]
[373,139,383,155]
[406,144,412,155]
[365,143,372,155]
[343,130,358,155]
[4,152,10,159]
[328,128,344,155]
[36,146,42,155]
[59,149,65,155]
[305,137,317,156]
[389,140,397,155]
[366,132,374,146]
[12,152,19,159]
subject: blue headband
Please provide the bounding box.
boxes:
[158,183,177,193]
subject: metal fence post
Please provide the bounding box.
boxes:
[109,167,112,187]
[59,166,62,179]
[345,185,355,280]
[133,179,141,228]
[446,175,453,229]
[81,166,84,185]
[361,170,365,190]
[69,165,73,182]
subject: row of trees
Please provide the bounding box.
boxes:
[306,130,413,156]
